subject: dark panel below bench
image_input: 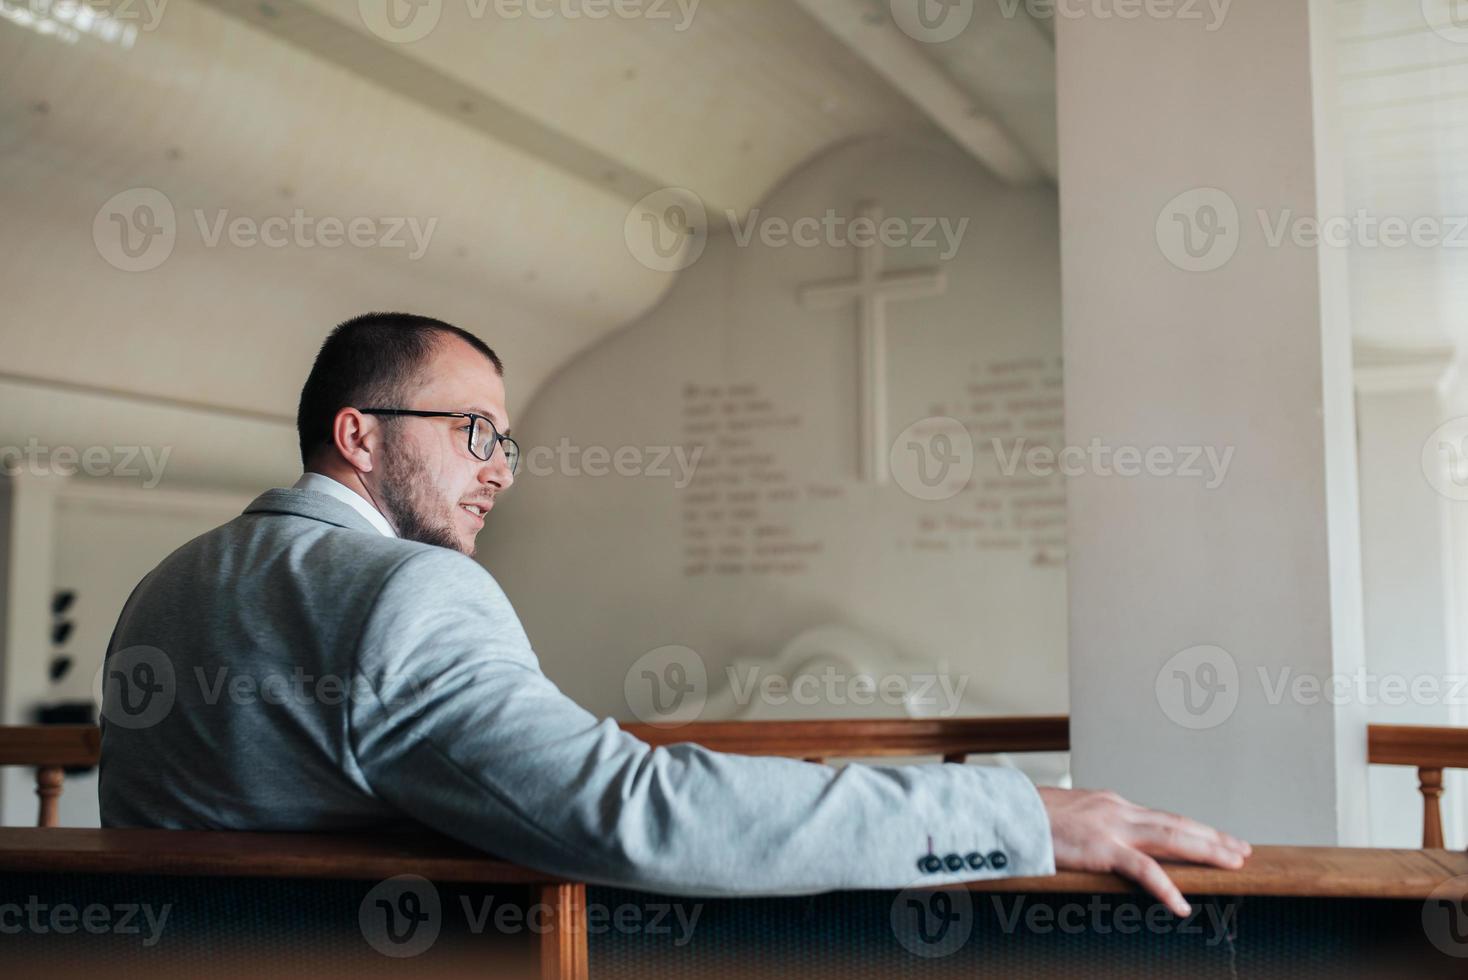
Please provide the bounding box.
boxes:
[585,886,1468,979]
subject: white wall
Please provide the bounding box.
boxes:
[0,475,247,826]
[486,133,1069,733]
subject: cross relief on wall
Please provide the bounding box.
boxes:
[796,201,949,484]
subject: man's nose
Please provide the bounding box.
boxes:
[481,448,513,490]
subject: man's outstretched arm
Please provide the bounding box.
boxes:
[347,548,1247,902]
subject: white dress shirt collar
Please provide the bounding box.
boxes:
[291,472,397,538]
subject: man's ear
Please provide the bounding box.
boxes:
[332,407,378,474]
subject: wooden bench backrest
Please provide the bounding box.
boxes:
[3,719,1466,846]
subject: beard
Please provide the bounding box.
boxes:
[376,432,470,556]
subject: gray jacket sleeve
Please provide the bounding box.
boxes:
[345,548,1055,896]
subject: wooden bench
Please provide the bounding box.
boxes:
[2,833,1468,974]
[4,719,1468,976]
[0,826,586,979]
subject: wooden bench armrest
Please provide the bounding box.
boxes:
[2,831,1465,899]
[0,827,564,883]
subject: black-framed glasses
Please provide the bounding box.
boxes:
[359,409,520,473]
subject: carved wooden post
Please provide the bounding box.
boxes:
[534,881,588,980]
[36,765,64,828]
[1418,767,1445,849]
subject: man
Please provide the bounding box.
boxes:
[99,312,1248,912]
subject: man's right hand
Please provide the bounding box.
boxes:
[1036,786,1252,917]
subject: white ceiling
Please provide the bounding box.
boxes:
[7,1,1459,490]
[0,0,1063,487]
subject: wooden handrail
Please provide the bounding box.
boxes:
[0,725,100,827]
[0,826,564,882]
[1,719,1070,828]
[1367,723,1468,768]
[3,720,1465,847]
[0,724,100,766]
[622,716,1071,762]
[1367,723,1468,849]
[0,829,1464,899]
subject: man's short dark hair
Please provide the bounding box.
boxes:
[296,312,504,466]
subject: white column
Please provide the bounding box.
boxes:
[1360,344,1466,848]
[1057,1,1368,844]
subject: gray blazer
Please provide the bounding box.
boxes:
[98,488,1055,895]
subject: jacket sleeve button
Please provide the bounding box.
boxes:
[918,854,944,874]
[988,851,1009,870]
[965,851,986,870]
[943,853,964,872]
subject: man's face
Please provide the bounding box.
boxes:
[370,336,514,557]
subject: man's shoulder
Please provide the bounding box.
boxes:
[113,499,501,663]
[240,504,486,581]
[360,535,490,588]
[148,491,488,600]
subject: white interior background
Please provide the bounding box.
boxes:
[0,0,1464,846]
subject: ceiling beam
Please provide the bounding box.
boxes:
[194,0,668,206]
[792,0,1042,185]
